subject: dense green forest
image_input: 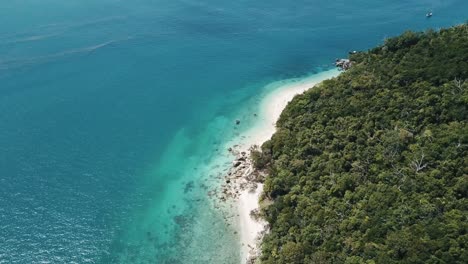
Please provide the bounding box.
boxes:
[253,24,467,263]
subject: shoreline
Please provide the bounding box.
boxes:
[219,69,340,263]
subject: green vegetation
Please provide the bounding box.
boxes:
[254,24,468,263]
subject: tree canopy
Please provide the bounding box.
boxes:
[254,24,467,264]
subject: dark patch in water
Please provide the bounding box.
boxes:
[173,215,189,228]
[184,181,194,193]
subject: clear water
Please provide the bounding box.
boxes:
[0,0,466,263]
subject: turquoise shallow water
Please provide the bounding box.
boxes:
[0,0,467,263]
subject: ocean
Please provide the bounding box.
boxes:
[0,0,466,263]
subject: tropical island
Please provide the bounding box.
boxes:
[243,24,467,263]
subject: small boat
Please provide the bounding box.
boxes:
[426,12,433,18]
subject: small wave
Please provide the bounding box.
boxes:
[62,15,128,31]
[1,33,62,45]
[0,37,132,71]
[0,16,128,45]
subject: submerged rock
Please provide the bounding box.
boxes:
[173,215,189,228]
[184,181,194,193]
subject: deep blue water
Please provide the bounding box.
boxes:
[0,0,466,263]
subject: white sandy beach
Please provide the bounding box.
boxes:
[229,69,340,263]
